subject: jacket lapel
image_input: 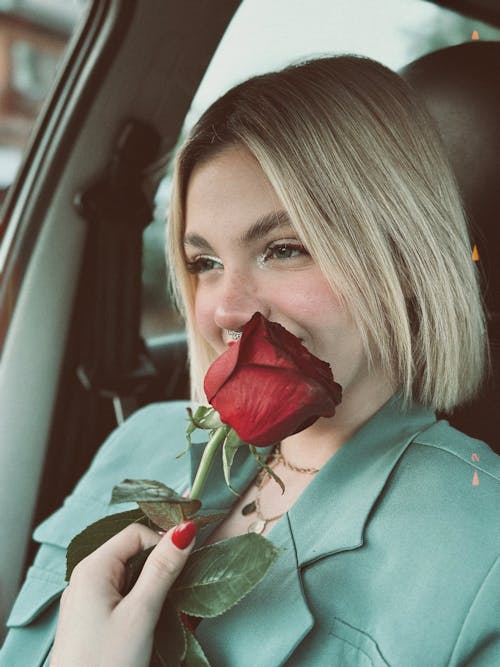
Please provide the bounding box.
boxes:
[289,394,437,567]
[188,394,437,665]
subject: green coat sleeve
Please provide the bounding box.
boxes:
[0,544,64,667]
[0,401,190,667]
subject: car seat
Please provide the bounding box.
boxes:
[401,41,500,453]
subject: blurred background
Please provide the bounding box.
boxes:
[1,0,499,339]
[0,0,86,202]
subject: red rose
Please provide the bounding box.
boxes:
[203,312,342,446]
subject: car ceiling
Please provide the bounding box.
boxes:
[435,0,500,25]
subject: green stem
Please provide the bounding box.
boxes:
[189,425,230,500]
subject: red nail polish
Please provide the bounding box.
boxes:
[171,520,196,549]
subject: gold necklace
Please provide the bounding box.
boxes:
[242,444,320,534]
[272,442,321,475]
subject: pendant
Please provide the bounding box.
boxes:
[248,518,266,534]
[241,501,256,516]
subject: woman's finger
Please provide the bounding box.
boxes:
[85,522,161,567]
[125,520,196,618]
[67,523,162,596]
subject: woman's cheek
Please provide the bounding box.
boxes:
[286,277,343,320]
[194,292,219,348]
[193,294,209,333]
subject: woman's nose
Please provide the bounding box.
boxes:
[213,270,270,332]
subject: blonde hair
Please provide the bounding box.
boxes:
[167,55,488,411]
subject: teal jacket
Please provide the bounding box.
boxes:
[2,394,500,666]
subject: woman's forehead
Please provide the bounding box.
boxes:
[184,147,287,238]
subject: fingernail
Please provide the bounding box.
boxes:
[171,520,196,550]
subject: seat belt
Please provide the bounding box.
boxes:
[25,119,164,563]
[75,118,161,425]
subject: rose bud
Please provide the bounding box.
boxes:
[203,312,342,446]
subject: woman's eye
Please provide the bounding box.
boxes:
[185,255,223,274]
[264,242,309,261]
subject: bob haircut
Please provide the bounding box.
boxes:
[167,55,488,412]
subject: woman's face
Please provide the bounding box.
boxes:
[183,146,388,410]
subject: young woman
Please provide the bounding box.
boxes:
[2,55,498,667]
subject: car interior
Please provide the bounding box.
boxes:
[401,40,500,452]
[0,0,499,638]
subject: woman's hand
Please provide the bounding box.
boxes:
[50,520,196,667]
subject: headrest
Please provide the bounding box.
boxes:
[401,41,500,327]
[400,42,500,451]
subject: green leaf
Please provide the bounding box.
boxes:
[138,496,202,529]
[111,480,201,514]
[183,629,211,667]
[222,431,242,496]
[191,512,227,530]
[169,533,282,618]
[66,508,148,581]
[149,601,186,667]
[178,408,198,459]
[226,428,248,448]
[137,503,225,536]
[111,479,179,504]
[138,501,183,530]
[190,406,223,431]
[250,446,285,494]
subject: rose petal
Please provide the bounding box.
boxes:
[204,313,342,447]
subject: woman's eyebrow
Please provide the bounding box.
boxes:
[183,232,213,251]
[241,209,292,244]
[183,209,292,250]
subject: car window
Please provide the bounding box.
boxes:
[0,0,88,212]
[141,0,500,339]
